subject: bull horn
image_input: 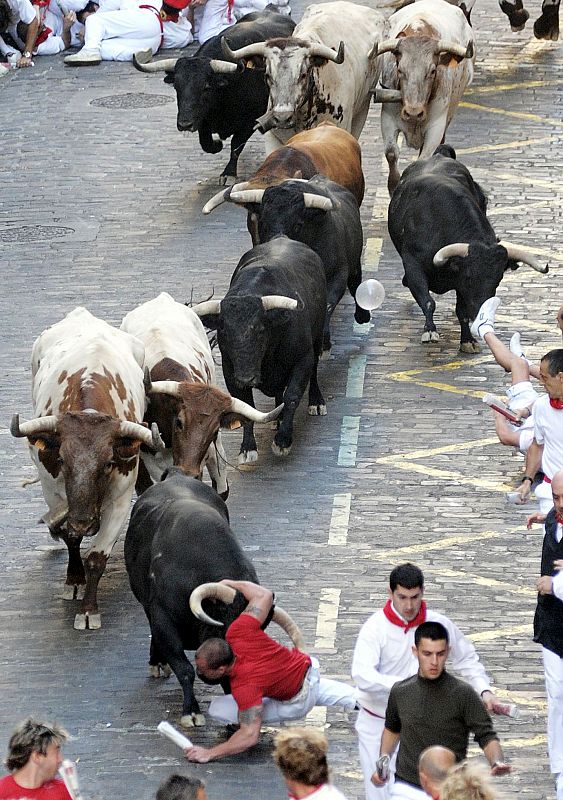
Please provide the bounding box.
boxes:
[151,422,166,451]
[435,39,474,59]
[144,366,152,394]
[202,182,250,214]
[221,37,268,62]
[373,38,401,56]
[499,242,549,273]
[372,88,402,103]
[147,380,182,397]
[309,41,345,64]
[189,582,237,626]
[262,295,298,311]
[191,300,222,317]
[118,419,163,450]
[209,59,239,74]
[255,109,276,133]
[272,606,306,651]
[132,53,178,73]
[303,193,333,211]
[229,189,266,205]
[433,243,469,266]
[10,414,58,438]
[230,398,284,423]
[41,504,69,530]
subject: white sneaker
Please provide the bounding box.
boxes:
[64,48,102,66]
[470,296,500,340]
[509,332,523,357]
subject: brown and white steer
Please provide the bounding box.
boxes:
[221,2,386,148]
[121,293,283,497]
[372,0,475,194]
[11,307,161,630]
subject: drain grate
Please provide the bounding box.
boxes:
[90,92,173,109]
[0,225,75,243]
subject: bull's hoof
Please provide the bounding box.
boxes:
[308,403,327,416]
[218,485,229,501]
[510,10,529,30]
[320,348,331,361]
[354,307,371,324]
[460,341,481,354]
[238,450,258,468]
[421,331,439,343]
[180,713,206,729]
[218,173,237,187]
[74,612,102,630]
[534,10,559,39]
[62,583,85,601]
[149,663,172,678]
[272,441,292,457]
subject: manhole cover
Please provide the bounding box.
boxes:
[0,225,75,242]
[90,92,173,109]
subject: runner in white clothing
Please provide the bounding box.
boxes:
[0,0,38,65]
[351,563,504,800]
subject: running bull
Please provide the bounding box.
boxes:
[125,468,304,727]
[388,147,548,352]
[133,9,295,181]
[192,236,327,464]
[10,307,163,630]
[121,292,283,498]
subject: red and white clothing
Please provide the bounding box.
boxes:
[0,775,72,800]
[533,395,563,513]
[295,784,349,800]
[207,614,357,724]
[0,0,36,57]
[505,380,539,455]
[351,602,491,800]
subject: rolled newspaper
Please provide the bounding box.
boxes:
[157,721,193,750]
[482,393,521,425]
[59,760,83,800]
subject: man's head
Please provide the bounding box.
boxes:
[195,638,235,684]
[413,621,450,680]
[552,470,563,518]
[76,1,98,23]
[156,774,207,800]
[389,563,424,622]
[273,728,329,789]
[418,746,456,798]
[5,718,68,781]
[439,762,496,800]
[539,349,563,400]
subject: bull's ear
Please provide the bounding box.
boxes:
[29,434,59,450]
[439,52,463,67]
[219,412,243,430]
[198,313,221,331]
[310,55,329,68]
[163,73,174,84]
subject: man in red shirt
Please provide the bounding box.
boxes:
[185,580,357,763]
[0,718,72,800]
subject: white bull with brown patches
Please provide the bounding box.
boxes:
[121,293,283,499]
[373,0,475,194]
[11,307,162,630]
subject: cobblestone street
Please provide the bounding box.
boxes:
[1,1,562,797]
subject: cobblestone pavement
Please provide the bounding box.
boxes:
[1,0,562,797]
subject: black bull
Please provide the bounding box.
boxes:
[125,468,259,727]
[388,147,547,352]
[134,10,295,179]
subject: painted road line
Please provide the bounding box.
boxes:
[504,735,547,748]
[328,493,352,546]
[315,588,341,648]
[377,529,506,558]
[305,706,327,726]
[466,78,563,95]
[456,134,561,156]
[375,456,511,492]
[460,100,563,129]
[468,623,532,642]
[371,187,389,222]
[364,237,382,271]
[419,565,536,598]
[346,355,367,398]
[488,196,563,217]
[338,416,360,467]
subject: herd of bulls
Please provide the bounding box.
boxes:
[11,0,554,730]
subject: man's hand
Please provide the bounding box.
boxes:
[516,482,531,504]
[19,54,33,67]
[63,10,76,30]
[371,771,387,787]
[554,560,563,572]
[480,691,500,712]
[537,576,553,595]
[491,762,512,776]
[527,512,546,529]
[185,745,213,763]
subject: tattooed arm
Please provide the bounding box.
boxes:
[219,579,274,624]
[185,705,264,762]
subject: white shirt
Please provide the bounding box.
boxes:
[533,394,563,480]
[553,568,563,602]
[0,0,36,56]
[352,606,491,716]
[305,784,349,800]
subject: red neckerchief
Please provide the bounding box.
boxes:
[383,599,427,632]
[550,398,563,410]
[556,514,563,525]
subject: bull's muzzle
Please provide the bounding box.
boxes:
[68,517,100,539]
[401,105,427,123]
[271,109,295,128]
[177,120,197,132]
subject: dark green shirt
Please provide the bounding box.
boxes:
[385,670,498,787]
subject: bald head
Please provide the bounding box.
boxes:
[419,746,456,796]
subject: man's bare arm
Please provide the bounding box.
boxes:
[220,579,274,624]
[482,740,511,775]
[185,705,263,762]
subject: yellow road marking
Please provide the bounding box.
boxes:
[305,706,327,726]
[376,529,507,558]
[364,237,383,272]
[496,689,546,711]
[504,734,547,747]
[456,134,561,156]
[466,78,562,95]
[488,196,563,217]
[468,623,531,642]
[420,565,536,597]
[460,100,563,129]
[378,437,499,460]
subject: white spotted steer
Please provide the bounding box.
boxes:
[373,0,475,194]
[11,307,162,630]
[121,293,283,497]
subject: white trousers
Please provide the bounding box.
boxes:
[208,658,357,724]
[355,708,397,800]
[543,648,563,775]
[84,8,161,60]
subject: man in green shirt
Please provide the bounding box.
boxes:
[372,622,511,800]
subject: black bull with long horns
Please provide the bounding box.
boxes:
[124,468,304,728]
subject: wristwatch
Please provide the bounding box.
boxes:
[23,50,32,58]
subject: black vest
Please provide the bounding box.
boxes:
[533,509,563,657]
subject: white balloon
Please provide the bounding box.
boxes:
[355,279,385,311]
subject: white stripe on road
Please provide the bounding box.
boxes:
[328,493,352,546]
[346,355,367,398]
[338,416,360,467]
[315,588,341,648]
